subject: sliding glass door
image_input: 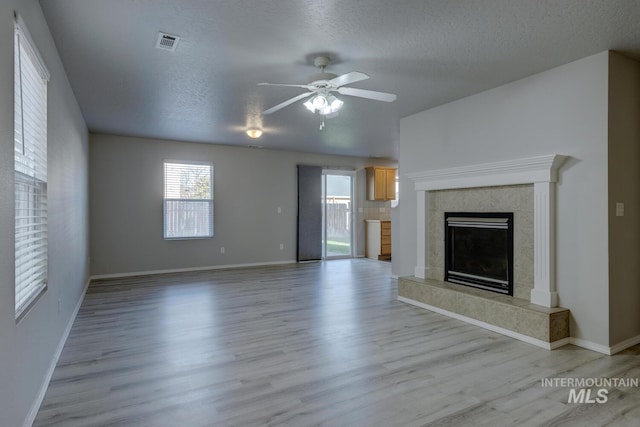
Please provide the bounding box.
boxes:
[322,171,354,259]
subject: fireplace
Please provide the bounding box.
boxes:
[444,212,514,295]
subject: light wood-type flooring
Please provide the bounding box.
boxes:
[34,259,640,426]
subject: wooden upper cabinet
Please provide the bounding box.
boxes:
[366,167,397,201]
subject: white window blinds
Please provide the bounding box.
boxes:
[14,15,50,319]
[164,161,214,239]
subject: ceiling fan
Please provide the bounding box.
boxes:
[258,56,396,117]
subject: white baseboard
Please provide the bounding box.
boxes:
[90,260,297,281]
[397,296,568,351]
[569,334,640,356]
[568,337,612,355]
[23,277,91,427]
[608,334,640,355]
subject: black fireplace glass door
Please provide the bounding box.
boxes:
[450,227,508,282]
[444,212,514,295]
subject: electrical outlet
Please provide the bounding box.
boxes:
[379,207,386,212]
[358,207,363,213]
[279,243,284,250]
[616,202,624,217]
[277,207,282,214]
[220,247,225,254]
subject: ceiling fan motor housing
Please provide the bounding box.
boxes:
[309,72,338,86]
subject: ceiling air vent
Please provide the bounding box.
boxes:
[156,32,180,52]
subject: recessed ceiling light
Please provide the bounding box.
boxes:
[246,128,263,138]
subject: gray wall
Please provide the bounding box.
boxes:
[608,52,640,346]
[0,1,89,426]
[90,133,395,276]
[393,52,612,347]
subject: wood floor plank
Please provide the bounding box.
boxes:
[34,259,640,426]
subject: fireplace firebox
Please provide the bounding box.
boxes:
[444,212,514,295]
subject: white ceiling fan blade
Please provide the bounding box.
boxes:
[337,87,397,102]
[263,92,314,115]
[329,72,369,87]
[258,82,313,90]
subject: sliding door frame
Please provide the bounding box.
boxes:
[322,169,356,260]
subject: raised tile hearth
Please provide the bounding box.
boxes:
[398,276,570,348]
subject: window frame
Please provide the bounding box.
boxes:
[14,13,50,320]
[163,160,214,240]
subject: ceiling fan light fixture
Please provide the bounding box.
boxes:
[303,99,316,112]
[311,95,344,116]
[319,105,333,115]
[246,128,263,138]
[312,95,328,109]
[328,95,344,112]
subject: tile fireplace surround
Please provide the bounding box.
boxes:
[399,155,571,349]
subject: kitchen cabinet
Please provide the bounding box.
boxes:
[366,167,396,201]
[365,220,391,260]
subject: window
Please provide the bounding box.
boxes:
[14,15,50,319]
[164,161,214,239]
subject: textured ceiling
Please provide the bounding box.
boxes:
[39,0,640,159]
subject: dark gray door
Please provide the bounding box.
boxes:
[297,165,322,261]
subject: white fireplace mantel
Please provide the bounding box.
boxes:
[407,155,567,308]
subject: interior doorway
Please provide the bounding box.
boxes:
[322,170,354,259]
